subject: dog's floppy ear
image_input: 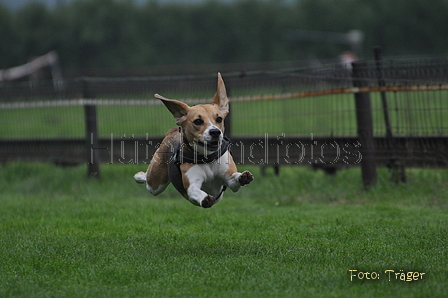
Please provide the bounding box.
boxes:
[212,72,229,117]
[155,93,190,125]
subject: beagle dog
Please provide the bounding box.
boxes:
[134,73,253,208]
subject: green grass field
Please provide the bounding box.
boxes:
[1,162,447,297]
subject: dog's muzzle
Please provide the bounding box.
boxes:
[201,128,222,150]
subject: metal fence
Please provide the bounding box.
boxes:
[1,55,447,180]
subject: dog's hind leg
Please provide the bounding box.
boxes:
[134,170,169,195]
[134,170,168,195]
[146,179,170,195]
[134,171,147,183]
[144,148,171,195]
[134,128,179,196]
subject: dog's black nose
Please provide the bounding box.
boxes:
[209,128,221,138]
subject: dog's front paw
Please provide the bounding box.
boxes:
[239,171,254,186]
[201,194,216,208]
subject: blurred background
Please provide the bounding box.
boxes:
[1,0,447,178]
[1,0,448,77]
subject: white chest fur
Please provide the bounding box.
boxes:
[184,151,232,199]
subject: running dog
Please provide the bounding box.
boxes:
[134,73,253,208]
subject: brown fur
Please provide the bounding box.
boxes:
[136,73,253,208]
[145,127,179,191]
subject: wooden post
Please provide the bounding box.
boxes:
[83,79,100,179]
[374,46,406,183]
[374,47,393,140]
[352,61,377,188]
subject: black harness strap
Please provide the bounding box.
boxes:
[168,136,230,200]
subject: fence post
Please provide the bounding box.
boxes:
[374,47,393,140]
[83,79,100,179]
[352,61,377,188]
[374,46,406,183]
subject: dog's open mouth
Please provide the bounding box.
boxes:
[198,140,220,151]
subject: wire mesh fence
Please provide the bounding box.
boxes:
[1,56,447,168]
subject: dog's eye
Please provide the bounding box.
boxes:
[193,119,204,125]
[216,117,223,123]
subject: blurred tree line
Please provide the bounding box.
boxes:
[1,0,447,75]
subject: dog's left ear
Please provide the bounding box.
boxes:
[212,72,229,117]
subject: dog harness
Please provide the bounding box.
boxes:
[168,134,231,201]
